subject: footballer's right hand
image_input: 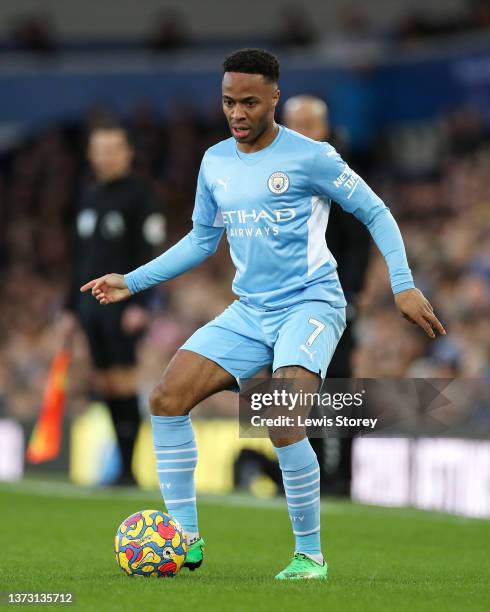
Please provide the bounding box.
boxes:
[80,273,130,305]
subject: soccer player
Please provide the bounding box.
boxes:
[81,49,445,580]
[62,123,166,486]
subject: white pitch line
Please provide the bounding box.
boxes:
[0,479,483,523]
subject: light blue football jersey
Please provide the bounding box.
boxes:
[192,125,402,310]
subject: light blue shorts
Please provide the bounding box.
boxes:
[181,299,346,384]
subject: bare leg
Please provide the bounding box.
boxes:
[269,365,321,448]
[94,366,141,483]
[94,366,139,397]
[149,349,236,416]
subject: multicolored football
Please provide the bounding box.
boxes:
[114,510,188,577]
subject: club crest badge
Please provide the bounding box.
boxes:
[268,171,290,195]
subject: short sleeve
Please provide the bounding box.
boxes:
[310,142,387,224]
[192,157,223,228]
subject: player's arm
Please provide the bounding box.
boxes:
[311,144,446,338]
[80,222,224,304]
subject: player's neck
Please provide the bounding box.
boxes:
[237,122,279,154]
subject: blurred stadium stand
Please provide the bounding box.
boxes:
[0,1,488,509]
[0,0,477,49]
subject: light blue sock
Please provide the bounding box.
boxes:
[151,415,198,539]
[274,438,321,557]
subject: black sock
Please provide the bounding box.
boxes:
[106,396,141,478]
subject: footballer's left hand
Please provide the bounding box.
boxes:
[394,288,446,339]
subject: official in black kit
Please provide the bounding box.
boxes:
[62,124,166,485]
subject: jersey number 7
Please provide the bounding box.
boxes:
[306,318,326,347]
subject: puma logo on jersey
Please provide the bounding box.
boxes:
[217,177,230,191]
[300,344,318,362]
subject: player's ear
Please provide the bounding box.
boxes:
[272,88,280,108]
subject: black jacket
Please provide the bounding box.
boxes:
[66,174,166,310]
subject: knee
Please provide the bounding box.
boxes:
[149,382,183,416]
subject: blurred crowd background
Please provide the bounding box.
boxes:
[1,0,490,53]
[0,0,489,425]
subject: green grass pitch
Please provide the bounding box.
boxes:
[1,480,489,611]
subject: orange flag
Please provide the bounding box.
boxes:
[26,350,71,464]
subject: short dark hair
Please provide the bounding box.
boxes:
[223,48,280,84]
[87,121,133,147]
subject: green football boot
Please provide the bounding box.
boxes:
[183,537,204,571]
[275,553,328,581]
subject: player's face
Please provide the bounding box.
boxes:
[88,129,133,181]
[284,104,329,142]
[222,72,280,147]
